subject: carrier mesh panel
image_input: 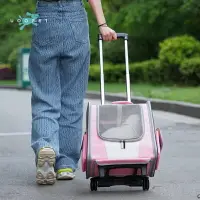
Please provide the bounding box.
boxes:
[98,104,144,141]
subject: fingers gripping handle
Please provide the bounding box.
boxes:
[98,33,128,40]
[98,33,131,105]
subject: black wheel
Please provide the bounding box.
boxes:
[90,179,98,191]
[142,177,149,191]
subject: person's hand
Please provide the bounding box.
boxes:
[99,25,117,41]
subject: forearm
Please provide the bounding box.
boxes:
[88,0,106,25]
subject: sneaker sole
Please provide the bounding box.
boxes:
[57,172,75,180]
[57,175,75,180]
[36,148,56,185]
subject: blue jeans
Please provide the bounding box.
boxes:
[28,0,90,171]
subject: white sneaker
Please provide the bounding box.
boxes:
[56,168,75,180]
[36,147,56,185]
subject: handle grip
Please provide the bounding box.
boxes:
[98,33,128,40]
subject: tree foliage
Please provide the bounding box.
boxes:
[0,0,200,66]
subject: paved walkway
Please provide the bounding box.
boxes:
[0,89,200,200]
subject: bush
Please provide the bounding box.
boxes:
[158,35,200,82]
[90,44,99,64]
[102,40,125,64]
[130,59,163,84]
[0,30,32,68]
[180,57,200,85]
[89,59,162,84]
[89,57,200,85]
[0,64,11,69]
[8,48,18,73]
[89,63,125,82]
[8,44,30,73]
[159,35,200,66]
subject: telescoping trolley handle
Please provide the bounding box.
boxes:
[98,33,131,105]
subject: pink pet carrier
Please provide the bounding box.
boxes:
[81,33,163,191]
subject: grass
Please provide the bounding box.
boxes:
[0,80,200,104]
[0,80,16,86]
[88,82,200,104]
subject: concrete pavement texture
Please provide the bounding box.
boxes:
[0,89,200,200]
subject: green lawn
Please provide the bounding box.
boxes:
[0,80,16,86]
[0,80,200,104]
[88,82,200,104]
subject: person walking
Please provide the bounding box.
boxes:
[28,0,117,185]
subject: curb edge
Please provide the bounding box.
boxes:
[1,86,200,119]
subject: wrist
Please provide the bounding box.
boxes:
[98,23,107,28]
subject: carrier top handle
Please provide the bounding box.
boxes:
[98,33,131,105]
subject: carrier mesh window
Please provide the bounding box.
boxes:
[98,104,144,141]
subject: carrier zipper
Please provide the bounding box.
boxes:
[120,140,126,149]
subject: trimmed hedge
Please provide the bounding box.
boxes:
[130,60,163,84]
[89,63,125,83]
[89,60,162,84]
[89,58,200,85]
